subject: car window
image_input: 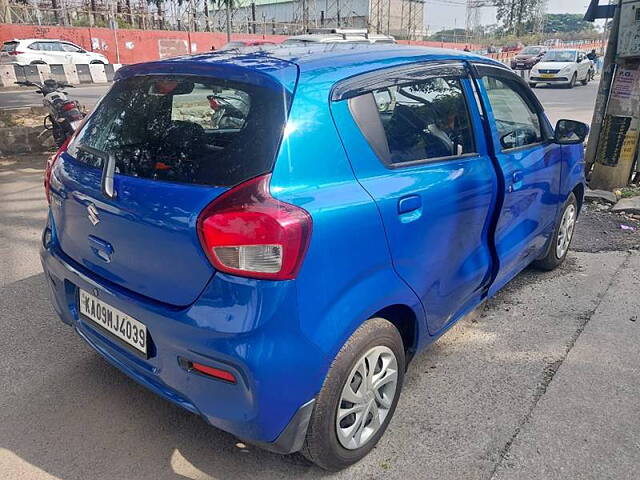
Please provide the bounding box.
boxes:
[38,42,62,52]
[481,76,542,150]
[171,83,251,131]
[66,75,290,188]
[27,42,41,50]
[220,42,246,49]
[2,42,19,52]
[61,43,82,53]
[370,77,475,164]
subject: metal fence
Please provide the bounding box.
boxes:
[0,3,608,47]
[0,3,312,35]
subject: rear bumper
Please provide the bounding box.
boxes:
[511,60,535,69]
[40,215,327,452]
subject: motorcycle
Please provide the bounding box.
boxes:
[15,79,84,147]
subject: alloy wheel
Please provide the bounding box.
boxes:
[556,203,576,258]
[335,345,399,450]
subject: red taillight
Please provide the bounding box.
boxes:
[44,138,69,204]
[197,174,312,280]
[8,51,24,56]
[61,101,77,112]
[191,362,236,383]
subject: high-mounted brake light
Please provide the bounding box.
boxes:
[44,138,70,204]
[197,174,312,280]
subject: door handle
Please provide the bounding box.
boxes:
[508,170,524,192]
[398,195,422,214]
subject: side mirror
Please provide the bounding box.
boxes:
[554,119,589,144]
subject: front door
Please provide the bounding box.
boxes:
[474,64,562,294]
[331,63,498,334]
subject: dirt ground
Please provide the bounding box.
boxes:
[573,202,640,253]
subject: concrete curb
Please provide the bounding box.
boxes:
[0,63,122,87]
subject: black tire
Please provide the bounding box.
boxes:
[528,82,537,88]
[581,74,588,86]
[301,317,405,470]
[90,60,105,65]
[566,72,576,89]
[533,193,578,271]
[30,60,46,65]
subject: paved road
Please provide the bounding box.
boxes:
[0,78,598,127]
[1,154,639,479]
[532,80,598,126]
[0,84,110,110]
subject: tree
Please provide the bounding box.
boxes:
[543,14,597,34]
[429,28,467,42]
[495,0,542,36]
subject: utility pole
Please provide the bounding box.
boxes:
[204,0,211,31]
[586,0,640,190]
[226,0,231,42]
[584,2,620,175]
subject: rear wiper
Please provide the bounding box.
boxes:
[77,144,117,200]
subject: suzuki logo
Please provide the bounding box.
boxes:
[87,204,100,226]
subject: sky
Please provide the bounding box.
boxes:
[424,0,594,32]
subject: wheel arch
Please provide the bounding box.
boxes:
[572,182,585,213]
[372,304,419,363]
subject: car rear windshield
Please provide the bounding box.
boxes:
[66,74,291,187]
[1,42,18,52]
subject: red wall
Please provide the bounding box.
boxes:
[0,24,288,64]
[1,23,485,65]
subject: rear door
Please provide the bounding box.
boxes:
[331,63,498,334]
[49,71,294,306]
[35,41,63,63]
[473,64,562,294]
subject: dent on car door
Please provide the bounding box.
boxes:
[330,64,498,335]
[473,65,562,295]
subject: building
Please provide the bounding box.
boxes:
[226,0,425,39]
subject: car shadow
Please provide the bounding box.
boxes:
[1,257,599,479]
[0,274,334,480]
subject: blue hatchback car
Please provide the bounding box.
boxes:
[41,44,588,469]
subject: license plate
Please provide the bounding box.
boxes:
[517,63,525,68]
[79,289,147,355]
[540,74,555,78]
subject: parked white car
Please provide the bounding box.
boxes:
[0,39,109,66]
[528,49,591,88]
[282,29,395,45]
